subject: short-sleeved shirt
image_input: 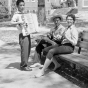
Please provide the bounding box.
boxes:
[11,11,33,36]
[50,24,65,40]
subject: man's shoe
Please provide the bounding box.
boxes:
[20,66,32,71]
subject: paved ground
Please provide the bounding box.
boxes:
[1,10,88,88]
[0,26,81,88]
[0,40,5,47]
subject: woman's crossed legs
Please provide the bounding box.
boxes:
[35,44,74,77]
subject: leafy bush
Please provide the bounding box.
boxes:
[0,1,9,20]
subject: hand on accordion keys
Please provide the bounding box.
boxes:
[21,15,28,28]
[21,14,29,35]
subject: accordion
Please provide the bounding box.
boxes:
[21,12,36,36]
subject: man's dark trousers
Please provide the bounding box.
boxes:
[19,33,31,67]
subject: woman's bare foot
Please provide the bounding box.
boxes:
[35,70,45,78]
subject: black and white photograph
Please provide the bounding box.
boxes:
[0,0,88,88]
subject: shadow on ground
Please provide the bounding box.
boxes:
[6,62,20,70]
[5,62,34,70]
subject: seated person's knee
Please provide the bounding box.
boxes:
[49,49,55,55]
[42,48,48,56]
[47,49,55,59]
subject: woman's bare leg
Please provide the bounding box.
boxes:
[35,57,52,77]
[52,57,61,71]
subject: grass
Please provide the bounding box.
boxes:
[0,30,19,43]
[0,29,41,48]
[0,19,88,45]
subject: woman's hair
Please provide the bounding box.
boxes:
[66,14,76,22]
[16,0,24,7]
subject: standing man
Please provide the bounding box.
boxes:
[11,0,32,71]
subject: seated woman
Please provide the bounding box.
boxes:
[35,14,78,77]
[30,15,65,68]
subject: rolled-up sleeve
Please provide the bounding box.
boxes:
[11,14,18,22]
[65,27,78,45]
